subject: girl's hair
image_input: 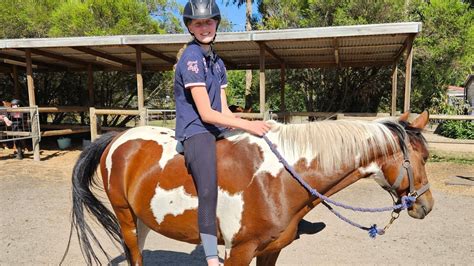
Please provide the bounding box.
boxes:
[174,41,192,71]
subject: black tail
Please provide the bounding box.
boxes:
[62,131,129,265]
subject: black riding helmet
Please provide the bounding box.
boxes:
[11,99,21,106]
[183,0,221,44]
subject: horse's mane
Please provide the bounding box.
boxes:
[267,119,407,174]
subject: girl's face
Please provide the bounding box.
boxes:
[188,18,217,44]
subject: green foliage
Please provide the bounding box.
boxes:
[226,70,246,106]
[428,150,474,165]
[437,120,474,140]
[48,0,162,36]
[0,0,57,38]
[411,0,474,113]
[251,0,474,114]
[0,0,181,126]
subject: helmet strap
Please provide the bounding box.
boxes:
[191,33,217,45]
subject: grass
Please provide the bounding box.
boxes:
[429,152,474,165]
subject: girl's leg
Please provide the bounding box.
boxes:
[183,132,219,262]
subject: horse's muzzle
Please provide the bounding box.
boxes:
[408,190,434,219]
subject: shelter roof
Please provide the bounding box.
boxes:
[0,22,421,72]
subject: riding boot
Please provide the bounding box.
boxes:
[16,147,23,160]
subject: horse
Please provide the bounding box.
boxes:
[69,111,434,265]
[229,104,252,113]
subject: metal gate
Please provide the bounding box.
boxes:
[0,106,40,143]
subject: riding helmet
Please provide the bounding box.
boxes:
[183,0,221,28]
[11,99,21,106]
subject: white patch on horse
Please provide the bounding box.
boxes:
[150,185,244,246]
[359,162,389,187]
[216,189,244,247]
[151,185,198,223]
[105,126,177,183]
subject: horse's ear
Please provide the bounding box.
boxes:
[411,111,429,129]
[398,112,410,122]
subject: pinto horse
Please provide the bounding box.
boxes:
[69,112,433,265]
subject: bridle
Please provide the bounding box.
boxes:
[380,137,431,202]
[377,136,431,232]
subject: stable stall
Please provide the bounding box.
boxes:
[0,22,421,160]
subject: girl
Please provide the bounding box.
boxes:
[174,1,270,265]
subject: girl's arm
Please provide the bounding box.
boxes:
[190,86,270,136]
[220,89,236,118]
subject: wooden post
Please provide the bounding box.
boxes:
[391,64,398,116]
[280,64,286,112]
[13,65,20,99]
[135,46,145,126]
[25,49,40,161]
[404,37,414,112]
[90,107,97,141]
[259,43,266,116]
[26,49,36,107]
[88,64,94,107]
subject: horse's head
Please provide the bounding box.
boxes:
[376,111,434,219]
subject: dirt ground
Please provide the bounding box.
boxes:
[0,136,473,265]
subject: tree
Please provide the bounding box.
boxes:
[225,0,256,110]
[255,0,473,114]
[410,0,473,113]
[0,0,182,126]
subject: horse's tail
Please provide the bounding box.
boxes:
[62,131,129,265]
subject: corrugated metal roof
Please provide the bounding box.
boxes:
[0,22,421,72]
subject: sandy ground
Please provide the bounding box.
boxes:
[0,137,473,265]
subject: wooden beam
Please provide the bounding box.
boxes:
[41,128,90,137]
[136,45,176,64]
[333,38,340,66]
[25,48,94,67]
[90,107,97,141]
[25,50,36,107]
[256,41,284,64]
[258,42,266,115]
[394,34,415,62]
[0,52,59,70]
[135,46,145,126]
[72,46,136,67]
[404,38,414,112]
[218,56,237,69]
[25,49,40,161]
[391,64,398,116]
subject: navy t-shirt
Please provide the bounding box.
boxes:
[174,41,228,141]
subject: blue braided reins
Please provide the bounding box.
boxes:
[262,135,416,238]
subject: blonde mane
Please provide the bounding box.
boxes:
[268,120,400,174]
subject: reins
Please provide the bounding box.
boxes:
[262,134,429,238]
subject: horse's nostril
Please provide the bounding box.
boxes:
[421,205,428,216]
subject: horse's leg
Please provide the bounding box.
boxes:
[113,207,143,265]
[225,242,258,266]
[256,250,281,266]
[136,219,150,252]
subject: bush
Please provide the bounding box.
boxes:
[437,120,474,140]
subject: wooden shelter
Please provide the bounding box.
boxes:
[0,22,421,160]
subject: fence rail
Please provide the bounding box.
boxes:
[0,106,40,143]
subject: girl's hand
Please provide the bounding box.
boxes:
[244,120,271,136]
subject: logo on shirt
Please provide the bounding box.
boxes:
[187,61,199,74]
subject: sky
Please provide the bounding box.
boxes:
[176,0,259,31]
